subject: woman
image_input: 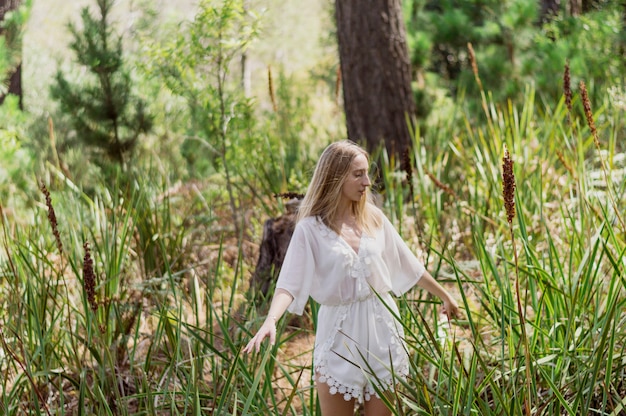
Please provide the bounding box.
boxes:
[243,141,459,415]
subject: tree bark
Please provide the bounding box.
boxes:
[539,0,561,23]
[568,0,582,15]
[0,0,21,19]
[336,0,416,158]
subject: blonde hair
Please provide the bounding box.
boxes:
[297,141,382,234]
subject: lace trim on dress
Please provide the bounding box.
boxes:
[315,362,401,403]
[313,217,336,239]
[315,366,399,403]
[316,371,370,402]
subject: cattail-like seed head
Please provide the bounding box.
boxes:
[268,66,277,112]
[40,183,63,255]
[563,61,572,115]
[579,81,600,148]
[83,242,98,314]
[502,147,516,224]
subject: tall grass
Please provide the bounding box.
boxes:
[388,73,625,414]
[1,76,625,414]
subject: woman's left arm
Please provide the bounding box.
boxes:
[416,270,460,319]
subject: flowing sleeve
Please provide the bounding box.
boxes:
[381,215,425,296]
[275,221,317,315]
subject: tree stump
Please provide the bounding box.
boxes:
[249,199,300,301]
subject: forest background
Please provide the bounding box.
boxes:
[0,0,625,414]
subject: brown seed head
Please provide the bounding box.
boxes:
[268,66,277,112]
[502,147,516,224]
[563,61,572,115]
[40,183,63,255]
[579,81,600,148]
[83,242,98,314]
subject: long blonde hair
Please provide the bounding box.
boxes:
[297,141,381,234]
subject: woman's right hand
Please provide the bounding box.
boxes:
[243,290,293,353]
[243,318,276,353]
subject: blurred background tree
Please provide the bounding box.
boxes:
[404,0,626,120]
[0,0,32,220]
[50,0,153,174]
[0,0,31,110]
[144,0,261,237]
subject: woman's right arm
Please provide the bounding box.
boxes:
[242,288,294,353]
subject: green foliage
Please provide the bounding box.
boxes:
[3,0,626,414]
[0,0,32,58]
[146,0,258,175]
[0,95,33,218]
[0,0,31,105]
[144,0,338,225]
[253,68,325,196]
[389,75,626,413]
[534,9,626,102]
[0,37,8,76]
[143,0,266,238]
[3,74,626,413]
[404,0,626,118]
[50,0,153,170]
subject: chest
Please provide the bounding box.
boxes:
[339,224,362,254]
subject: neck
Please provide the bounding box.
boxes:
[336,202,355,228]
[336,200,353,221]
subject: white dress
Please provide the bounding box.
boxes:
[275,210,425,403]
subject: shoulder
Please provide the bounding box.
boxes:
[297,216,318,227]
[294,216,322,234]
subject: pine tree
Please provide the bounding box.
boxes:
[51,0,152,169]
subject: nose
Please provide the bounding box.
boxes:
[363,175,371,186]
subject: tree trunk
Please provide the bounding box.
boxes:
[335,0,416,158]
[539,0,561,23]
[568,0,582,15]
[0,0,21,19]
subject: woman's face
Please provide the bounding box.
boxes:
[341,154,371,203]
